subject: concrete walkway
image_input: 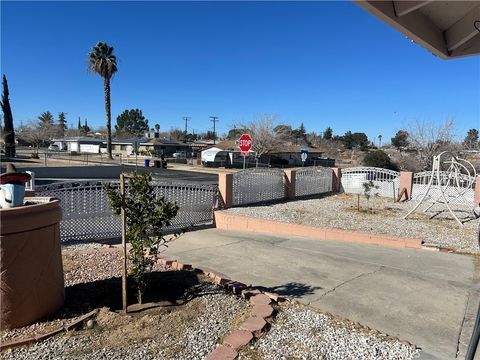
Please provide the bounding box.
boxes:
[166,228,480,360]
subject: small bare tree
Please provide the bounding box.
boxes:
[239,115,280,166]
[17,121,57,157]
[407,118,459,170]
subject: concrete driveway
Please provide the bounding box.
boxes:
[165,228,480,360]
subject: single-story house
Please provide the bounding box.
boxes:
[201,141,334,168]
[139,138,193,157]
[111,138,151,155]
[51,137,105,153]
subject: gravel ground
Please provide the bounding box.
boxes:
[2,293,247,360]
[226,193,480,253]
[1,244,248,359]
[240,302,420,360]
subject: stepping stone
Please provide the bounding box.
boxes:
[250,294,272,306]
[205,345,238,360]
[240,316,267,333]
[252,304,274,318]
[223,330,253,349]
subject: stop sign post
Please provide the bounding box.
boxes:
[238,134,253,169]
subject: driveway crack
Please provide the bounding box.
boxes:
[318,266,385,299]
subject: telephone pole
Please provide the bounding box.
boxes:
[210,116,218,144]
[183,116,190,143]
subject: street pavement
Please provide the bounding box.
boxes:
[165,228,480,360]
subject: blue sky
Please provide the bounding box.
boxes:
[2,1,479,142]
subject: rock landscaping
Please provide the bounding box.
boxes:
[239,302,420,360]
[225,193,479,254]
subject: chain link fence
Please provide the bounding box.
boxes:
[412,171,475,206]
[232,168,286,206]
[295,166,333,198]
[35,180,218,242]
[341,167,400,199]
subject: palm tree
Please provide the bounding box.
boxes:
[378,134,382,147]
[88,42,117,159]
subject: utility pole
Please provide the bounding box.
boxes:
[210,116,218,145]
[183,116,190,143]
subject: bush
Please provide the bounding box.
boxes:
[363,150,398,171]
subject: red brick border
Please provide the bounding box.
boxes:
[214,211,423,250]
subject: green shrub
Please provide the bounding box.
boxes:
[363,150,398,171]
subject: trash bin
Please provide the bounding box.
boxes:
[144,159,150,167]
[154,160,161,168]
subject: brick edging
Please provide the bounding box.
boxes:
[214,211,423,250]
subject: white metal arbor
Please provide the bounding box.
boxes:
[404,152,477,226]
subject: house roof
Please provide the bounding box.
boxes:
[111,137,150,145]
[53,137,104,143]
[355,1,480,60]
[144,138,187,146]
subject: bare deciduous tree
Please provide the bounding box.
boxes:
[407,118,459,170]
[17,121,57,157]
[239,114,280,166]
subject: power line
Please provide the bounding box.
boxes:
[210,116,219,145]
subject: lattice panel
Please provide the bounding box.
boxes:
[232,168,286,206]
[152,182,219,231]
[412,171,474,205]
[341,167,399,199]
[35,180,218,242]
[295,167,333,198]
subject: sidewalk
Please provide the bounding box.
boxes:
[165,228,480,360]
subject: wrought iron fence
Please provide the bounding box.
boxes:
[295,166,333,198]
[412,171,474,206]
[341,167,400,199]
[35,180,218,242]
[232,168,286,206]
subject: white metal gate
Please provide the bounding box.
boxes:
[341,167,399,198]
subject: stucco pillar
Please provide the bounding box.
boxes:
[475,175,480,206]
[284,169,296,200]
[218,173,233,209]
[331,167,342,193]
[399,171,414,201]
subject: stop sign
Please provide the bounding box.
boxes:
[238,134,253,152]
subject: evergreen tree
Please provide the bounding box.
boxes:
[463,129,479,150]
[391,130,409,150]
[1,75,15,157]
[38,111,54,126]
[115,109,149,136]
[57,112,67,137]
[323,127,333,140]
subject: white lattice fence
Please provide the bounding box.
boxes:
[341,167,399,199]
[295,167,333,198]
[35,180,218,242]
[412,171,475,206]
[232,168,286,206]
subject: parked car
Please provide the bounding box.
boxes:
[48,144,60,151]
[172,152,186,158]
